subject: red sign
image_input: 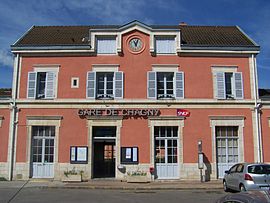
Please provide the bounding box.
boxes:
[177,109,190,117]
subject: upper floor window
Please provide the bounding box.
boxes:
[27,71,57,99]
[155,36,175,54]
[147,71,184,100]
[87,71,123,99]
[96,36,116,54]
[215,72,243,99]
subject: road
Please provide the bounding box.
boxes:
[0,188,227,203]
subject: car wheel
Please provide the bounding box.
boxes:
[223,180,229,192]
[240,184,246,192]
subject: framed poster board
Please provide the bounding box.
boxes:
[70,146,88,164]
[121,147,139,164]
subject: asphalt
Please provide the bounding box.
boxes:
[0,179,223,190]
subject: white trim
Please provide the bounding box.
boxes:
[26,117,62,179]
[71,77,79,88]
[152,64,179,72]
[87,119,122,179]
[211,66,238,73]
[148,119,184,179]
[0,116,3,127]
[210,117,245,179]
[268,118,270,127]
[92,64,119,72]
[34,67,59,73]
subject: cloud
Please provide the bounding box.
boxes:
[0,50,13,67]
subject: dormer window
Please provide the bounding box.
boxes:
[96,36,116,54]
[155,36,176,54]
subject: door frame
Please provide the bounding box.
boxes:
[31,130,55,178]
[87,118,122,179]
[210,116,244,179]
[148,118,184,180]
[26,116,62,179]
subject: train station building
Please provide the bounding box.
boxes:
[0,20,268,182]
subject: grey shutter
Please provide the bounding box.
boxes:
[234,72,244,99]
[215,72,226,99]
[45,72,56,99]
[114,71,123,99]
[87,71,96,99]
[175,71,184,99]
[147,71,156,99]
[27,72,37,99]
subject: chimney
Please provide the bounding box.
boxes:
[179,22,187,26]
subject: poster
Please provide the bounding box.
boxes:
[71,147,76,161]
[77,147,87,161]
[126,148,131,159]
[132,147,138,162]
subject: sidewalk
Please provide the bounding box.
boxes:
[0,179,223,190]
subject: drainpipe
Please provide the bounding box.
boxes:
[8,53,20,180]
[252,54,263,163]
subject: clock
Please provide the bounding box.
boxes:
[128,37,144,52]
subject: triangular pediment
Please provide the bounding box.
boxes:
[119,20,153,35]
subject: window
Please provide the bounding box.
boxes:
[216,126,239,164]
[27,71,57,99]
[87,71,123,99]
[97,36,116,54]
[155,36,175,54]
[96,72,114,99]
[147,71,184,99]
[71,77,79,88]
[215,72,243,99]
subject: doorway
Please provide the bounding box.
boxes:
[31,126,55,178]
[92,126,116,178]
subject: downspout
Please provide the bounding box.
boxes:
[8,53,20,180]
[252,54,263,163]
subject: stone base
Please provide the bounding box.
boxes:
[126,175,150,183]
[61,174,82,182]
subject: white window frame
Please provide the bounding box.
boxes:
[210,117,245,179]
[33,67,59,99]
[156,72,175,99]
[96,36,117,55]
[149,65,184,100]
[96,72,114,99]
[155,35,177,55]
[212,66,243,100]
[71,77,79,88]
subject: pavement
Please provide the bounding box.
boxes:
[0,179,223,190]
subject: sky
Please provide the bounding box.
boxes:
[0,0,269,88]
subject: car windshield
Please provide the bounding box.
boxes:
[248,165,270,174]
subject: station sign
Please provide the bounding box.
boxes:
[78,108,160,117]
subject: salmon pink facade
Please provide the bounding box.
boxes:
[1,20,268,181]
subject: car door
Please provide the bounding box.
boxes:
[226,164,238,189]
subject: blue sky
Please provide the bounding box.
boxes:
[0,0,269,88]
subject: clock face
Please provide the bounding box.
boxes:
[129,38,143,52]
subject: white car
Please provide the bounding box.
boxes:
[223,163,270,192]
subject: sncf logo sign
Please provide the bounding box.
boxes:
[177,109,190,117]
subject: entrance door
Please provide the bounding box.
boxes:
[155,126,179,179]
[216,126,239,179]
[31,126,55,178]
[93,142,115,178]
[93,127,116,178]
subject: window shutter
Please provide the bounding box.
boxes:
[147,71,156,99]
[87,71,96,99]
[45,72,56,99]
[215,72,226,99]
[175,71,184,99]
[234,72,244,99]
[114,71,123,99]
[27,72,37,99]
